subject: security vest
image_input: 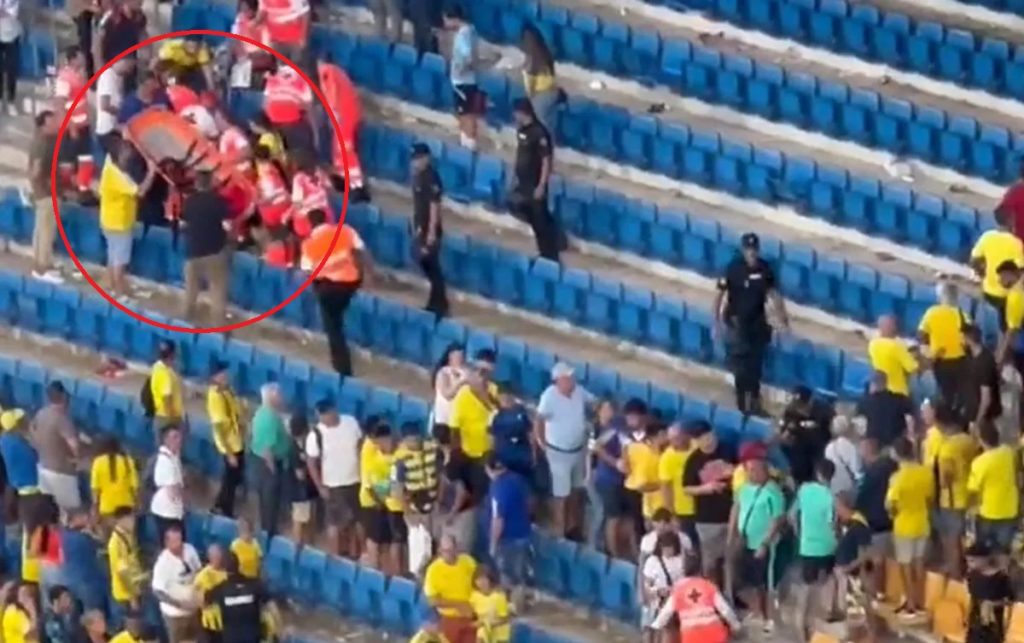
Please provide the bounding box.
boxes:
[219,126,250,171]
[300,223,361,284]
[256,160,292,229]
[394,441,440,513]
[232,14,270,55]
[318,63,364,190]
[167,84,201,114]
[264,67,310,125]
[291,170,330,238]
[671,577,730,643]
[54,65,88,126]
[260,0,309,45]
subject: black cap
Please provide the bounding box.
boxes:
[741,232,760,250]
[512,97,535,115]
[410,142,431,158]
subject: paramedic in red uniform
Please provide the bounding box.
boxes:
[53,46,94,193]
[649,558,741,643]
[300,211,370,376]
[264,63,316,156]
[318,62,368,200]
[259,0,310,69]
[290,150,331,239]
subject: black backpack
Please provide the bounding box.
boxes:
[140,377,156,418]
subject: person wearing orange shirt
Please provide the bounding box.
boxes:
[290,150,331,239]
[263,63,315,156]
[258,0,310,65]
[254,144,291,232]
[53,46,94,193]
[300,210,371,375]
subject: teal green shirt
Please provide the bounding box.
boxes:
[736,481,785,550]
[250,405,291,460]
[792,481,837,557]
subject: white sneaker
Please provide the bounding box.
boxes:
[31,270,64,284]
[762,619,775,635]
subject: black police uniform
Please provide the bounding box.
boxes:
[208,575,267,643]
[412,162,448,316]
[511,119,560,262]
[718,252,777,414]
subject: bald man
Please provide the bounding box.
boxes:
[867,315,921,398]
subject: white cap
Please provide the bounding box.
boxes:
[551,362,575,380]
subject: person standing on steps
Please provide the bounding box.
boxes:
[207,362,245,518]
[443,5,482,150]
[410,143,449,317]
[510,98,559,263]
[28,112,64,285]
[713,232,789,416]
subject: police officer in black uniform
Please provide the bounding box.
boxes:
[410,143,448,317]
[206,552,269,643]
[713,233,789,415]
[510,98,559,263]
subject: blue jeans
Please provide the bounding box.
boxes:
[977,517,1017,551]
[495,538,531,588]
[585,479,605,551]
[253,457,287,536]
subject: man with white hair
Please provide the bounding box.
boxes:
[824,415,862,496]
[918,280,969,408]
[535,362,594,538]
[249,383,291,535]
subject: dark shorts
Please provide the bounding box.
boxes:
[324,484,359,526]
[985,293,1008,331]
[453,83,484,115]
[597,483,629,518]
[361,507,395,545]
[740,547,770,590]
[388,511,408,542]
[800,555,835,584]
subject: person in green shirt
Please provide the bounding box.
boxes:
[249,383,291,536]
[790,458,839,640]
[727,442,785,634]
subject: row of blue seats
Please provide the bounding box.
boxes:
[654,0,1024,102]
[947,0,1024,18]
[0,197,780,447]
[288,27,991,263]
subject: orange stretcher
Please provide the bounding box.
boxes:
[124,108,257,231]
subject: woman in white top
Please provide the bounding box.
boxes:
[641,530,686,643]
[0,0,21,115]
[432,343,468,431]
[824,415,862,495]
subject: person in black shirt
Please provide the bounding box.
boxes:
[179,171,231,327]
[779,386,835,484]
[965,542,1012,643]
[855,438,897,598]
[207,552,268,643]
[713,233,789,415]
[964,323,1003,428]
[96,0,147,89]
[510,98,559,263]
[855,371,915,447]
[681,420,734,585]
[410,143,448,317]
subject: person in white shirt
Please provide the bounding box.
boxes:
[151,425,186,544]
[824,415,862,496]
[0,0,21,116]
[151,524,202,643]
[432,343,468,430]
[96,58,129,148]
[641,531,687,640]
[305,399,362,558]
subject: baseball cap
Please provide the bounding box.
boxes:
[741,232,760,250]
[738,442,768,463]
[410,142,431,158]
[1,409,24,432]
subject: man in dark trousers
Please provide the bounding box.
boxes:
[206,552,270,643]
[180,170,231,327]
[410,143,448,317]
[713,233,789,415]
[510,98,559,262]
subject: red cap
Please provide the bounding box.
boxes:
[738,442,768,463]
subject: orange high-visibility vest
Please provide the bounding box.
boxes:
[167,84,201,114]
[291,170,330,237]
[260,0,309,46]
[232,14,271,54]
[256,160,292,229]
[219,126,251,172]
[264,68,311,125]
[318,63,363,190]
[671,578,730,643]
[300,223,361,284]
[54,65,88,126]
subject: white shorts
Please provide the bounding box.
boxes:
[38,468,82,511]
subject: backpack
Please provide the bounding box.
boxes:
[140,377,156,418]
[139,454,159,507]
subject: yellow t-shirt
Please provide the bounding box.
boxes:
[918,304,967,360]
[257,133,285,160]
[867,337,919,396]
[158,40,211,69]
[90,453,139,516]
[99,160,139,232]
[20,528,39,584]
[885,462,934,539]
[230,538,263,579]
[449,384,498,459]
[968,445,1020,520]
[624,441,664,518]
[658,445,695,517]
[972,230,1024,298]
[922,427,943,468]
[194,565,227,630]
[207,386,244,455]
[359,442,400,510]
[109,632,141,643]
[108,528,142,602]
[936,433,978,510]
[469,590,511,643]
[423,554,476,618]
[1006,284,1024,332]
[150,360,184,420]
[2,606,31,643]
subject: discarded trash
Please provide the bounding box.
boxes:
[589,79,606,90]
[648,103,667,114]
[883,159,914,183]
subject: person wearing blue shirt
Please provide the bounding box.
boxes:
[59,511,107,615]
[117,70,170,125]
[489,389,534,484]
[0,409,40,492]
[442,5,483,150]
[591,404,633,558]
[486,455,531,605]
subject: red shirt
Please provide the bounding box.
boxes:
[1000,183,1024,240]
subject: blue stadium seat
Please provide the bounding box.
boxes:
[352,568,386,626]
[292,548,328,605]
[263,537,297,596]
[322,556,358,615]
[569,549,609,607]
[381,577,420,635]
[600,559,638,622]
[532,533,575,595]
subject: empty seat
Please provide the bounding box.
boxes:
[351,568,387,626]
[262,537,297,596]
[381,577,420,635]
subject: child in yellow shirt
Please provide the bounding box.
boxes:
[624,426,667,522]
[469,566,511,643]
[230,518,263,580]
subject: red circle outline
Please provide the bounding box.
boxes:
[50,28,351,335]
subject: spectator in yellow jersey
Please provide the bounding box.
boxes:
[624,424,667,524]
[995,261,1024,431]
[109,612,149,643]
[208,362,246,518]
[448,351,499,494]
[867,315,920,397]
[968,421,1020,552]
[424,534,477,643]
[149,341,184,428]
[1,583,38,643]
[659,423,696,548]
[885,438,933,618]
[929,402,977,579]
[469,566,511,643]
[230,517,263,580]
[90,437,138,522]
[359,424,400,574]
[157,38,213,91]
[108,507,145,613]
[917,281,970,405]
[194,544,227,642]
[99,138,156,302]
[410,610,451,643]
[970,209,1024,326]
